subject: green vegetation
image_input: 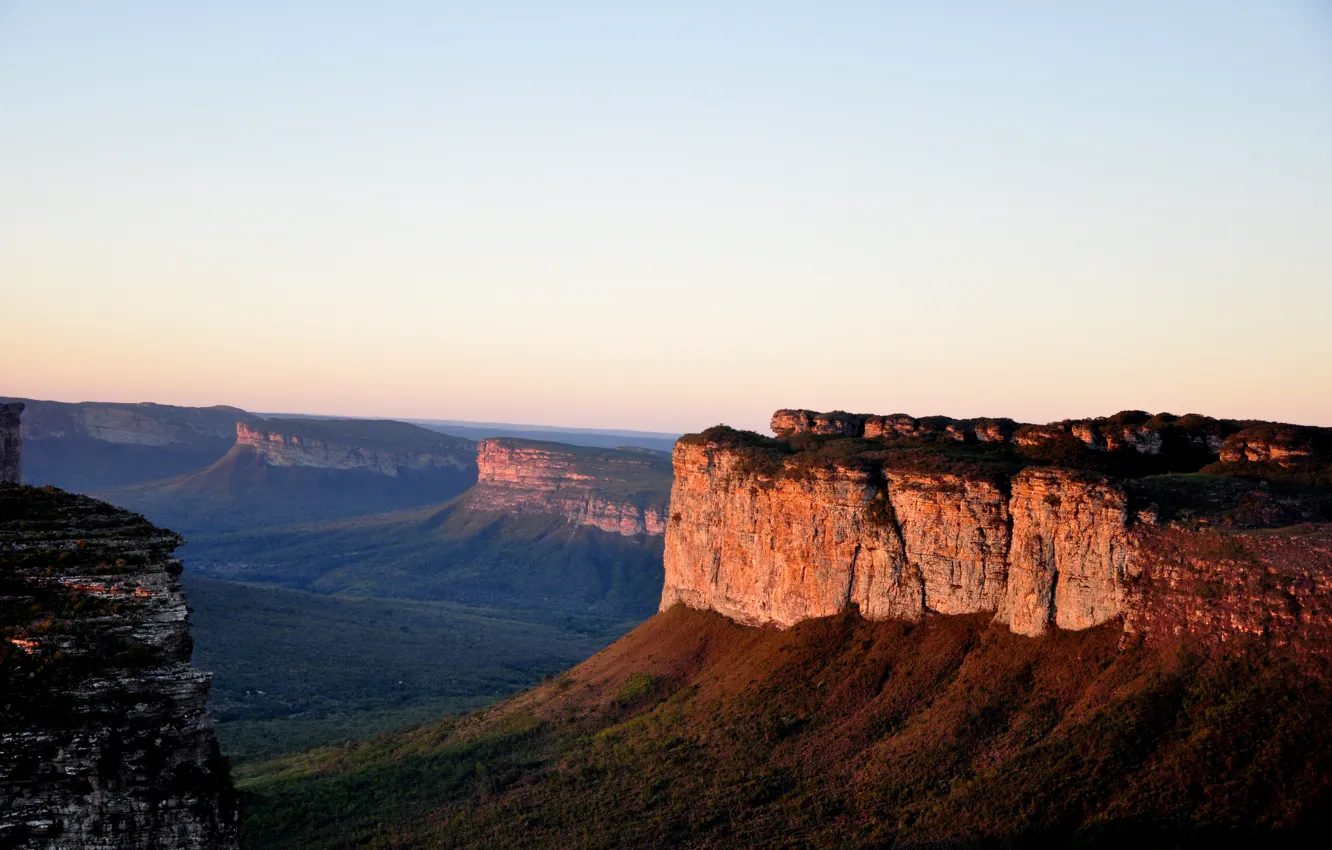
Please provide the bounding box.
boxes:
[181,504,665,620]
[238,606,1332,849]
[184,574,627,763]
[101,445,477,534]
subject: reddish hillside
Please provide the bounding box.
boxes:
[241,604,1332,849]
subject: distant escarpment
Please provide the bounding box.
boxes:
[235,419,475,477]
[466,439,671,537]
[103,418,478,534]
[663,408,1332,648]
[0,485,237,848]
[4,397,256,491]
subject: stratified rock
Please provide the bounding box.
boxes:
[1003,468,1138,636]
[235,419,474,477]
[662,409,1332,650]
[0,485,238,849]
[661,440,920,626]
[883,471,1010,616]
[468,439,671,537]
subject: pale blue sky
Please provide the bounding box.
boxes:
[2,1,1330,432]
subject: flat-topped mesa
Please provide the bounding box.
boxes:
[235,419,474,477]
[0,485,237,848]
[469,439,672,537]
[662,410,1332,648]
[10,399,253,446]
[1,402,22,484]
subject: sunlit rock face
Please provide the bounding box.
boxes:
[1,402,21,484]
[468,439,671,537]
[661,408,1332,649]
[1002,468,1138,636]
[0,485,237,849]
[235,420,474,477]
[661,438,1136,636]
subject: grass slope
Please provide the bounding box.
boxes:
[239,605,1332,849]
[185,575,626,763]
[183,501,666,620]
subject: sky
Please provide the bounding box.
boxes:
[2,2,1330,434]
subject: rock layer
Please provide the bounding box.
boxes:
[235,419,474,477]
[468,439,671,536]
[661,438,1136,636]
[1003,469,1138,635]
[12,400,252,446]
[662,411,1332,648]
[0,485,237,849]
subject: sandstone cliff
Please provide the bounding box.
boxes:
[0,485,237,848]
[467,439,671,537]
[662,410,1332,646]
[4,398,258,491]
[235,418,475,477]
[10,399,251,446]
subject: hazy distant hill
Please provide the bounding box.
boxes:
[102,416,478,533]
[5,397,255,490]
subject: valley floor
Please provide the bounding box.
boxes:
[185,574,631,762]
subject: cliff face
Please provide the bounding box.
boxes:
[662,409,1332,646]
[661,441,1137,636]
[468,439,671,536]
[5,399,257,491]
[1,402,21,484]
[0,485,237,849]
[12,400,251,446]
[235,420,474,477]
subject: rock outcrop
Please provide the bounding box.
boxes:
[771,407,1240,464]
[235,419,475,477]
[1,402,21,484]
[1001,468,1138,635]
[661,409,1332,647]
[0,484,238,848]
[468,439,671,536]
[661,436,1136,636]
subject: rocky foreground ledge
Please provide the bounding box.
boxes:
[0,484,237,849]
[663,409,1332,649]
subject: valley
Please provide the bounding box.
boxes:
[184,575,624,762]
[7,399,1332,849]
[4,398,674,772]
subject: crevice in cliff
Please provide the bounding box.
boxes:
[845,544,860,608]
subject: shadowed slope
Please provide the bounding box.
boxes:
[184,495,666,619]
[239,605,1332,849]
[103,441,476,534]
